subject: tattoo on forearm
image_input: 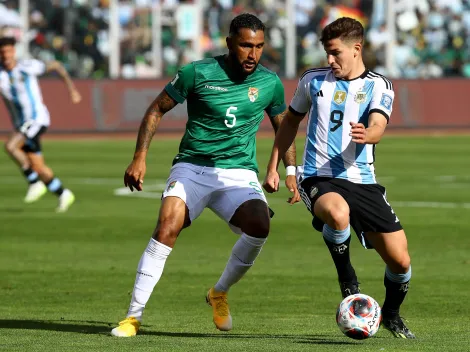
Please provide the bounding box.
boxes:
[270,111,297,167]
[135,91,177,153]
[135,114,158,153]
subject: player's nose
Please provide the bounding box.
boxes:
[248,48,257,60]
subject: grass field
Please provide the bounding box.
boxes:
[1,135,469,351]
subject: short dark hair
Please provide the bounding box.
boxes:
[229,13,265,37]
[0,37,16,47]
[320,17,364,44]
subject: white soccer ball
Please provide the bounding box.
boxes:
[336,293,382,340]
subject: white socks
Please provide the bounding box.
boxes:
[127,238,172,320]
[214,233,267,292]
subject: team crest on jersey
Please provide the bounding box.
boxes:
[354,90,367,104]
[333,90,347,105]
[167,181,176,191]
[248,87,259,102]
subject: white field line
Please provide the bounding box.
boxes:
[2,176,470,209]
[3,174,470,186]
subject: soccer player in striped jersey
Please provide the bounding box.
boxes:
[263,17,415,339]
[0,37,81,212]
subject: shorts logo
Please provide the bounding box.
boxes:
[167,181,176,191]
[380,93,393,110]
[249,181,262,193]
[310,186,318,198]
[354,90,367,104]
[248,87,259,102]
[333,90,347,104]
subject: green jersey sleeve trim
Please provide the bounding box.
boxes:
[164,63,196,104]
[164,83,185,104]
[268,103,287,118]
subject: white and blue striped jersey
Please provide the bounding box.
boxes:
[0,59,50,129]
[290,68,394,184]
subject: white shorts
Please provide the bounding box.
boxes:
[162,162,268,234]
[19,120,47,139]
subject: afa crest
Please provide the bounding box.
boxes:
[333,90,347,105]
[248,87,259,102]
[354,90,367,104]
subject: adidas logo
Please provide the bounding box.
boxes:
[315,90,324,97]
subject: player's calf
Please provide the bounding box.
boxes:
[322,224,359,297]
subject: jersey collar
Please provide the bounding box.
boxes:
[337,69,369,82]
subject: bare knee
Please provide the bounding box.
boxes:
[389,253,411,274]
[153,217,182,246]
[230,200,270,238]
[326,205,349,230]
[241,218,270,238]
[4,141,15,155]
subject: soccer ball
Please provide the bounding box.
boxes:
[336,293,381,340]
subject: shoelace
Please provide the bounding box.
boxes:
[213,296,229,316]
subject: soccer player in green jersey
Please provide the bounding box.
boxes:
[111,13,299,337]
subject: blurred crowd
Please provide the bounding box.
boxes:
[0,0,468,79]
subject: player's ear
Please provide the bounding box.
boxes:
[354,42,362,57]
[226,36,232,50]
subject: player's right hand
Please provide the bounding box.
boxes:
[124,159,146,192]
[70,89,82,104]
[263,169,280,193]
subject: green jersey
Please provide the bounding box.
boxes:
[164,55,286,173]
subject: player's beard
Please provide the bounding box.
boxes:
[229,52,258,77]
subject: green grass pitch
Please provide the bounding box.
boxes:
[0,135,469,351]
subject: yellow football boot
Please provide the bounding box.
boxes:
[206,288,232,331]
[110,317,141,337]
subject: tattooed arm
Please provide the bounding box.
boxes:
[269,111,296,168]
[124,90,177,191]
[133,90,177,160]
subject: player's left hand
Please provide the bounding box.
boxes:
[70,89,82,104]
[285,175,300,204]
[350,122,367,144]
[263,169,280,193]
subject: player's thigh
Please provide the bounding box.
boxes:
[364,230,411,274]
[161,162,213,223]
[208,169,269,237]
[298,177,350,230]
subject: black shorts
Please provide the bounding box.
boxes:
[298,176,402,248]
[19,122,47,153]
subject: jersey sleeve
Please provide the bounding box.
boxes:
[265,75,286,118]
[369,79,394,122]
[164,63,196,104]
[289,74,311,115]
[21,59,46,75]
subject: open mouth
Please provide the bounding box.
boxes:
[244,62,256,70]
